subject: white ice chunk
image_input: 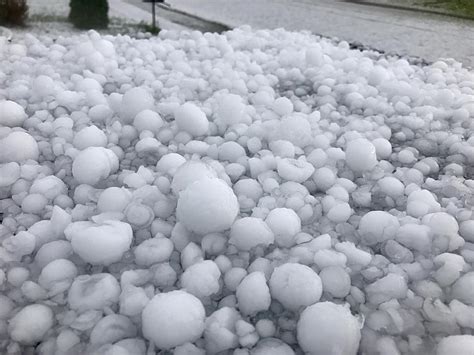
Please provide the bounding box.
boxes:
[72,147,119,185]
[0,131,39,163]
[8,304,54,345]
[175,102,209,136]
[265,208,301,248]
[345,138,378,173]
[0,100,26,127]
[229,217,274,251]
[236,272,271,315]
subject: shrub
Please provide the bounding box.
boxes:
[69,0,109,29]
[0,0,29,27]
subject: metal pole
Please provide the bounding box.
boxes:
[152,0,156,29]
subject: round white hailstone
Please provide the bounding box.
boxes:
[278,115,312,147]
[133,109,164,132]
[0,131,39,163]
[142,290,205,349]
[8,304,54,345]
[7,267,29,287]
[377,177,404,197]
[265,208,301,248]
[319,266,351,298]
[459,220,474,242]
[269,140,295,158]
[156,153,186,175]
[134,237,174,266]
[224,268,248,292]
[407,190,441,217]
[68,273,120,311]
[204,306,241,353]
[251,338,295,355]
[233,179,264,200]
[0,100,27,127]
[313,167,336,191]
[90,314,137,346]
[0,295,14,319]
[38,258,77,292]
[366,273,408,304]
[327,202,352,223]
[216,94,246,125]
[171,161,218,194]
[32,75,55,97]
[73,125,107,149]
[175,102,209,136]
[120,87,154,124]
[181,260,221,300]
[422,212,459,237]
[236,272,271,315]
[229,217,274,251]
[436,335,474,355]
[358,211,400,245]
[0,162,20,187]
[72,147,119,185]
[119,285,150,316]
[65,220,133,265]
[297,302,361,355]
[218,141,246,163]
[372,138,392,160]
[97,187,132,213]
[30,175,67,200]
[177,178,239,234]
[451,272,474,306]
[277,158,315,183]
[345,138,378,173]
[269,263,322,311]
[21,194,47,214]
[273,97,294,116]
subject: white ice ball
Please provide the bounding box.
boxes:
[8,304,54,345]
[120,87,154,124]
[265,208,301,248]
[177,178,239,234]
[0,131,39,163]
[171,161,217,194]
[73,125,107,149]
[142,290,205,349]
[229,217,274,251]
[181,260,221,300]
[297,302,361,355]
[0,100,27,127]
[269,263,322,310]
[345,138,377,173]
[72,147,119,185]
[236,272,271,315]
[175,102,209,136]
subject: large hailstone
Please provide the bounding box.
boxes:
[229,217,274,251]
[345,138,378,173]
[181,260,221,300]
[142,290,205,349]
[174,102,209,136]
[269,263,322,311]
[8,304,54,345]
[171,161,217,194]
[265,208,301,248]
[72,147,119,185]
[0,100,27,127]
[120,87,154,124]
[65,220,133,265]
[177,178,239,234]
[297,302,361,355]
[0,131,39,163]
[358,211,400,245]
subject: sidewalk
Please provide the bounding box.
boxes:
[165,0,474,68]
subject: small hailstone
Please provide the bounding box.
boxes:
[0,100,27,127]
[229,217,274,251]
[181,260,221,300]
[277,115,312,147]
[134,237,173,266]
[133,109,164,132]
[0,131,39,163]
[156,153,187,175]
[90,314,137,346]
[251,338,295,355]
[216,94,246,125]
[297,302,361,355]
[204,306,241,353]
[21,193,48,214]
[345,138,378,173]
[236,272,271,315]
[265,208,301,248]
[175,102,209,136]
[72,147,119,185]
[277,157,315,183]
[319,266,351,298]
[218,141,246,163]
[38,258,77,293]
[0,162,20,187]
[451,272,474,306]
[312,167,336,191]
[377,176,404,197]
[65,220,133,265]
[269,263,322,311]
[366,273,408,304]
[142,290,205,349]
[30,175,67,200]
[273,97,294,116]
[177,178,239,234]
[327,202,352,223]
[372,138,392,159]
[8,304,54,345]
[97,187,132,213]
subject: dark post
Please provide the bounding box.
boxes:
[151,0,156,29]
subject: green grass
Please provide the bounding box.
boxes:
[421,0,474,19]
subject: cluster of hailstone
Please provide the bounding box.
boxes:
[0,25,473,355]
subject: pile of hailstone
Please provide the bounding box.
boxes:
[1,26,474,355]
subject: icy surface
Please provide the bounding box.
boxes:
[0,25,473,355]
